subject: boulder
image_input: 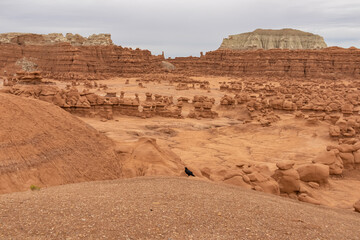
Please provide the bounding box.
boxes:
[339,152,355,168]
[327,144,358,153]
[247,172,268,182]
[276,160,295,170]
[272,168,300,194]
[312,150,343,175]
[353,151,360,164]
[329,125,341,137]
[161,61,176,71]
[354,200,360,213]
[296,164,329,184]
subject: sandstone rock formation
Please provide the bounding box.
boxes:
[1,32,358,81]
[161,61,175,71]
[272,161,300,194]
[3,85,183,119]
[188,95,218,119]
[120,138,185,177]
[15,57,37,71]
[219,28,327,50]
[235,163,280,195]
[0,33,113,46]
[296,164,329,184]
[170,47,360,80]
[0,33,165,79]
[3,71,53,86]
[313,149,344,175]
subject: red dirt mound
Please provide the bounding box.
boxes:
[0,93,123,194]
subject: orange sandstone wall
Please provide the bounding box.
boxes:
[1,43,359,80]
[169,48,360,79]
[0,43,164,79]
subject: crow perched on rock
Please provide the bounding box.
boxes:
[185,167,195,177]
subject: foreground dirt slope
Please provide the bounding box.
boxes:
[0,93,123,194]
[0,177,359,240]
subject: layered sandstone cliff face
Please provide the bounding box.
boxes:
[219,29,327,50]
[0,32,358,81]
[0,43,164,79]
[0,33,113,46]
[170,47,360,79]
[0,33,165,79]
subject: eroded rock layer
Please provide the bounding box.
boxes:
[0,32,358,81]
[220,29,327,50]
[0,43,164,79]
[170,48,360,79]
[0,33,113,46]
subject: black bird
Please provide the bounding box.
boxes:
[185,167,195,177]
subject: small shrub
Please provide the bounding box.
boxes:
[30,185,40,191]
[136,166,146,176]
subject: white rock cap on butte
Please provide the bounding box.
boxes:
[219,28,327,50]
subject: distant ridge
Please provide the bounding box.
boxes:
[219,28,327,50]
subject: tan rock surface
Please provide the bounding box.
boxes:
[219,28,327,50]
[0,32,113,46]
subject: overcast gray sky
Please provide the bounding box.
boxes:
[0,0,359,57]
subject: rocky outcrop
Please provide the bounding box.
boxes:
[219,29,327,50]
[120,138,185,177]
[272,161,300,194]
[0,32,359,81]
[3,85,183,119]
[311,142,360,173]
[0,43,164,79]
[313,149,344,175]
[170,47,360,80]
[187,95,218,119]
[0,33,113,46]
[296,164,329,184]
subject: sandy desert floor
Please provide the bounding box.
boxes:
[1,177,359,240]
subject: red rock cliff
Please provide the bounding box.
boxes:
[1,33,359,80]
[0,43,164,79]
[170,48,360,79]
